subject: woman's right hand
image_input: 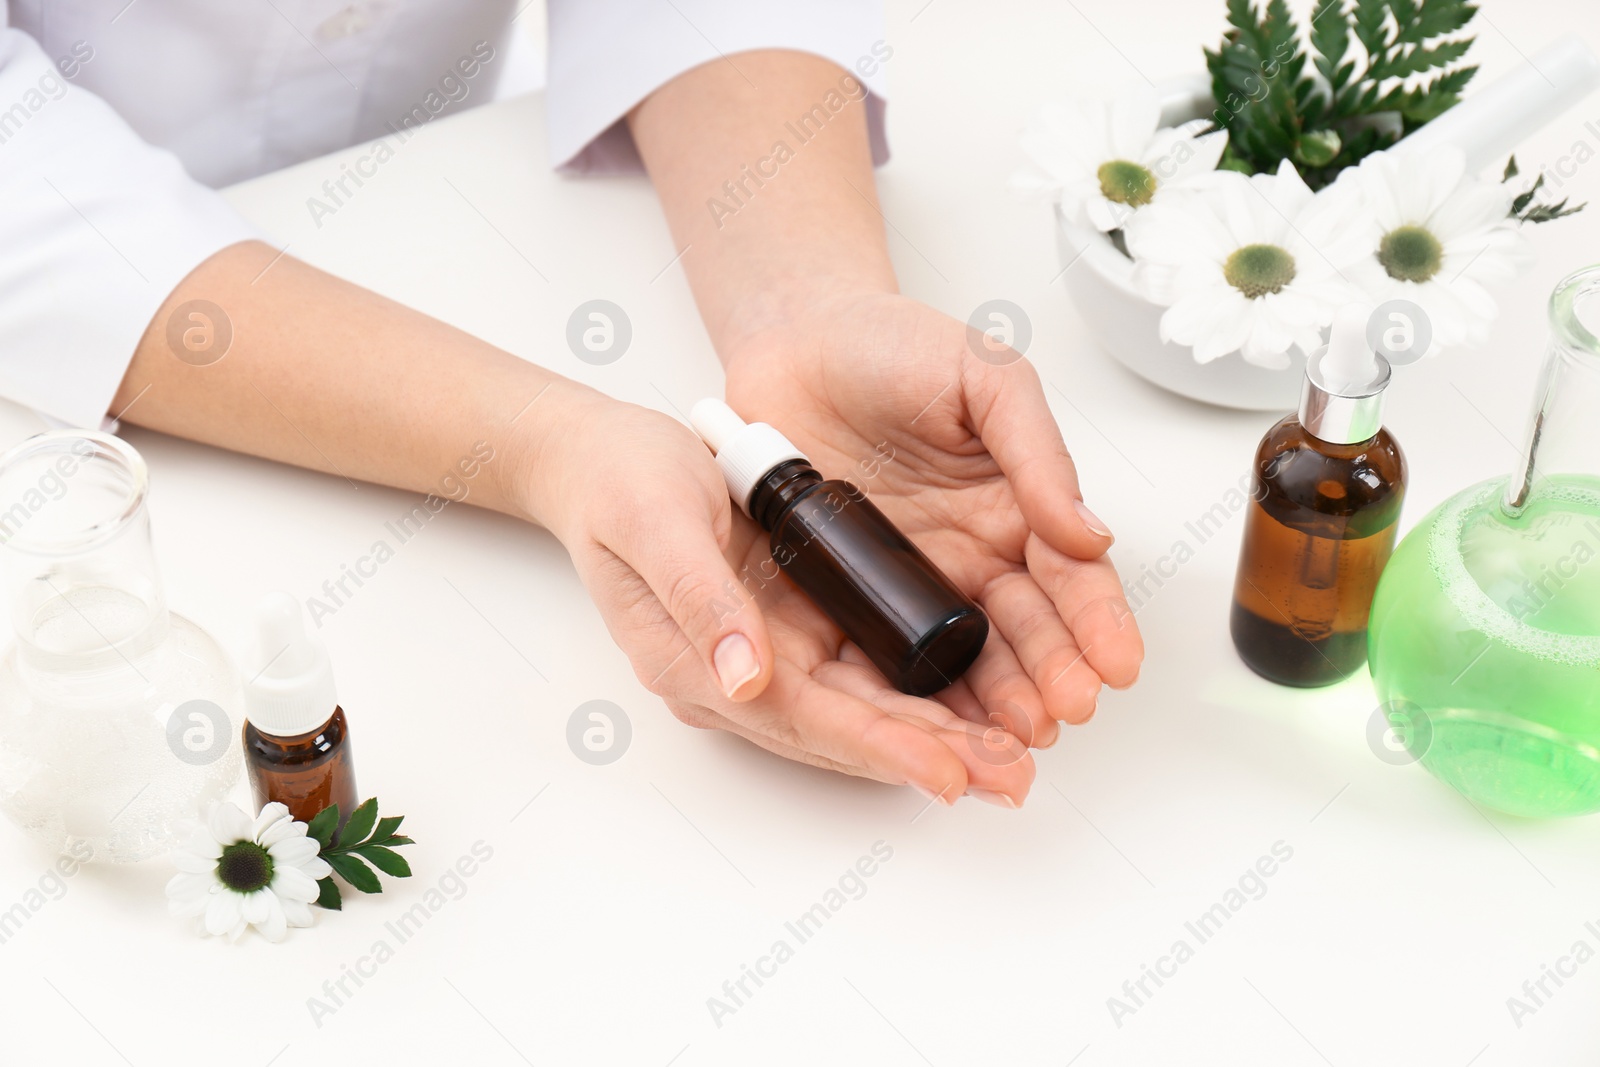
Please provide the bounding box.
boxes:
[512,381,1037,807]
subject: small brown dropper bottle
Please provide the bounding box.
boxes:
[690,399,989,697]
[241,593,359,824]
[1230,306,1406,687]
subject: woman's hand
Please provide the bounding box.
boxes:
[720,288,1145,752]
[624,48,1136,771]
[515,381,1037,806]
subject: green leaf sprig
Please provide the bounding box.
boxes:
[1205,0,1480,188]
[307,798,415,911]
[1501,155,1587,224]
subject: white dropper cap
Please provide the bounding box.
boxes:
[244,592,339,738]
[1321,303,1380,393]
[1299,304,1393,445]
[688,398,808,517]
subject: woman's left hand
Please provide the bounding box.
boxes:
[721,287,1145,750]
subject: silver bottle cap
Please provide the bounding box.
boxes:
[1299,350,1391,445]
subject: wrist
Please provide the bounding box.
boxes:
[494,376,607,536]
[717,274,892,371]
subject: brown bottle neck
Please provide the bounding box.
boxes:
[246,705,345,746]
[749,460,823,532]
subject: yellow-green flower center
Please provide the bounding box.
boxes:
[1378,224,1443,283]
[217,841,275,893]
[1097,160,1157,207]
[1224,243,1297,298]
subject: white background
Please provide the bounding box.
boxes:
[3,1,1600,1064]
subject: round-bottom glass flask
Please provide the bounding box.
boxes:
[1369,266,1600,817]
[0,432,241,861]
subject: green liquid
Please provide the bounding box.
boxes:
[1368,476,1600,817]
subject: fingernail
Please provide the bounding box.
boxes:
[713,633,761,698]
[1074,499,1112,539]
[966,789,1020,809]
[912,783,955,806]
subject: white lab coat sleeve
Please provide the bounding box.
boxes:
[0,21,260,429]
[546,0,889,174]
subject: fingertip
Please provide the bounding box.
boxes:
[713,631,769,701]
[910,781,959,807]
[1100,661,1141,691]
[1046,668,1101,726]
[892,734,970,803]
[1073,499,1115,545]
[967,788,1022,809]
[1057,694,1099,726]
[960,736,1037,807]
[1086,643,1140,692]
[1075,601,1145,690]
[1042,497,1114,561]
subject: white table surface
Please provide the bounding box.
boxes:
[5,1,1600,1064]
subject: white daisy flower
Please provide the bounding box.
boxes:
[1338,146,1531,356]
[166,801,331,943]
[1016,84,1228,232]
[1125,160,1369,367]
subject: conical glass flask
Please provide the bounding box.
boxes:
[1370,264,1600,817]
[0,431,241,860]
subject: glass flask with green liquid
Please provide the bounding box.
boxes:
[1370,265,1600,817]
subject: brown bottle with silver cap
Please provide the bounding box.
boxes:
[1230,305,1407,687]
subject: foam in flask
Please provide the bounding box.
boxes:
[1369,265,1600,816]
[0,432,241,860]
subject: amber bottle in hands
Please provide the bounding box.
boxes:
[690,400,989,697]
[1231,308,1407,687]
[242,593,359,824]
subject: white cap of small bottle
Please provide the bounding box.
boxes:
[1299,304,1392,446]
[244,592,339,738]
[689,398,808,517]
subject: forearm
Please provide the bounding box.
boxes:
[627,50,897,356]
[114,240,575,526]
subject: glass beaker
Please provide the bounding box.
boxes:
[1369,264,1600,817]
[0,431,241,860]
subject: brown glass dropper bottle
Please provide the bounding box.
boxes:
[1230,306,1407,687]
[690,399,989,697]
[241,593,359,825]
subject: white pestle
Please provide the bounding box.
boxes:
[1393,32,1600,174]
